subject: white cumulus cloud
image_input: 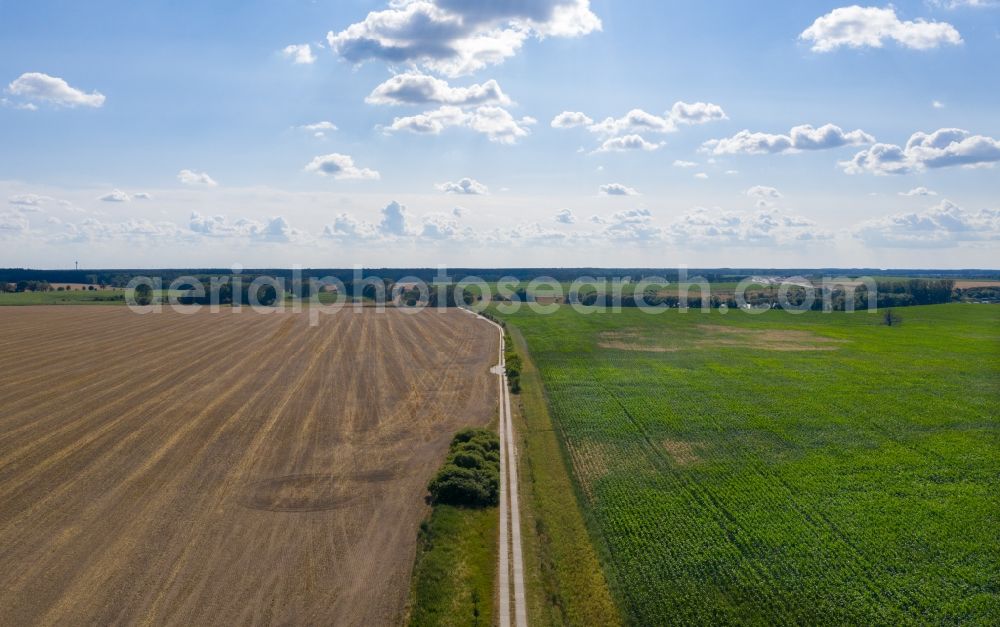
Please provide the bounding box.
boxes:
[421,212,467,240]
[367,72,511,106]
[704,123,874,155]
[669,101,728,125]
[299,121,338,138]
[601,208,662,241]
[190,212,306,242]
[551,111,593,128]
[327,0,601,77]
[746,185,783,199]
[585,101,727,137]
[554,101,725,154]
[853,199,999,246]
[595,134,662,153]
[436,177,489,195]
[385,105,534,144]
[841,128,1000,174]
[379,200,413,236]
[899,186,937,196]
[53,217,189,244]
[324,202,450,241]
[599,183,639,196]
[8,193,52,206]
[5,72,105,108]
[668,208,830,246]
[177,169,219,186]
[98,189,131,203]
[323,213,378,240]
[282,43,317,64]
[555,208,576,224]
[589,108,676,136]
[304,153,381,180]
[800,6,962,52]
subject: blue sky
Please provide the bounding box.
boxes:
[1,0,998,268]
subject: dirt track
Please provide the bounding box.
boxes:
[0,306,498,626]
[469,310,526,627]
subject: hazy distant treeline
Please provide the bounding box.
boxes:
[2,271,992,309]
[1,267,997,286]
[606,279,958,310]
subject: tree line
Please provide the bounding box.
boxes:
[567,279,959,311]
[1,280,54,292]
[6,267,994,288]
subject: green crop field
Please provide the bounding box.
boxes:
[0,289,213,306]
[497,303,1000,624]
[0,290,126,305]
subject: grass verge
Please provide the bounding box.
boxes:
[508,326,622,626]
[0,291,126,305]
[407,428,501,626]
[407,504,498,627]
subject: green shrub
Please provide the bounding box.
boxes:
[452,452,485,469]
[504,335,523,394]
[452,428,492,445]
[453,440,500,461]
[428,429,501,507]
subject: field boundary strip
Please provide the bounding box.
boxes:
[460,308,528,627]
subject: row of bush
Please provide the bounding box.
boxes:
[464,309,521,393]
[568,278,960,311]
[956,286,1000,302]
[504,335,522,394]
[1,280,53,292]
[476,310,505,327]
[0,281,119,294]
[427,429,501,508]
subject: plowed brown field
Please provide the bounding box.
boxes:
[0,305,498,626]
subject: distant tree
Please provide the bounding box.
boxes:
[134,284,153,306]
[217,282,233,305]
[882,309,902,327]
[15,281,28,293]
[504,336,523,393]
[505,354,522,380]
[255,284,278,307]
